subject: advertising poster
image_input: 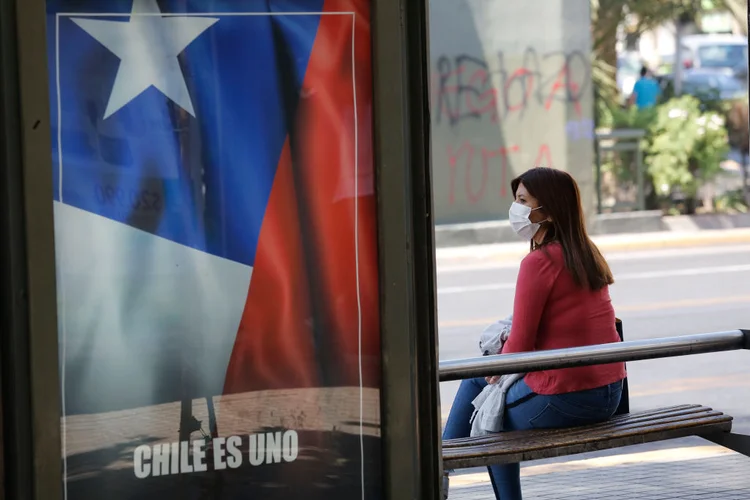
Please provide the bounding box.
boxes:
[45,0,380,498]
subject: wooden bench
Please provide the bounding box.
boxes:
[439,330,750,473]
[443,404,733,469]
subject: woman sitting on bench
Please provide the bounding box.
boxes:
[442,167,626,500]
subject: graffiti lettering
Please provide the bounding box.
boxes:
[446,142,556,205]
[434,48,590,128]
[534,144,553,167]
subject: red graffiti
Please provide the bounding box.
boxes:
[482,145,520,198]
[446,141,532,205]
[534,144,553,167]
[447,141,476,204]
[446,142,554,204]
[545,69,582,118]
[504,68,535,114]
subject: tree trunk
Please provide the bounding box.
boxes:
[645,176,660,211]
[592,0,623,76]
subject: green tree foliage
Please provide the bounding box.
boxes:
[601,96,729,211]
[647,96,728,198]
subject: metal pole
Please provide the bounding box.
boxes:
[439,330,747,382]
[2,1,62,499]
[594,135,602,214]
[374,0,442,496]
[746,1,750,207]
[636,138,645,210]
[742,149,750,208]
[673,16,686,96]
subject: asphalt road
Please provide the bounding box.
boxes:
[437,242,750,437]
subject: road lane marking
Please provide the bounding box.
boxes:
[617,263,750,280]
[629,374,750,398]
[437,264,750,294]
[438,294,750,329]
[615,294,750,313]
[438,282,516,294]
[438,244,750,273]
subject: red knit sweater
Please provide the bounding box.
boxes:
[502,242,626,395]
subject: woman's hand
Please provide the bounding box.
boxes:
[485,376,502,385]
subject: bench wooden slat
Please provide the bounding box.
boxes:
[443,405,733,469]
[442,404,713,448]
[443,404,716,448]
[449,412,727,457]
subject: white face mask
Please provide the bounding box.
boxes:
[508,202,543,240]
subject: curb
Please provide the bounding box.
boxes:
[593,228,750,252]
[435,211,666,248]
[435,228,750,267]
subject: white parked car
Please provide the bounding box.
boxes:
[681,33,747,75]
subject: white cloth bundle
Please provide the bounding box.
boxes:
[469,315,525,436]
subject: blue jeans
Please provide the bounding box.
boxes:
[442,376,623,500]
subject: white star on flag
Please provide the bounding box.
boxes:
[71,0,218,119]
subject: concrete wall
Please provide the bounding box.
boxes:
[429,0,595,224]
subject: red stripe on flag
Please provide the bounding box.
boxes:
[223,0,379,394]
[293,0,380,388]
[223,140,319,393]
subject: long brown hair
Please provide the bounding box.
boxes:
[511,167,614,290]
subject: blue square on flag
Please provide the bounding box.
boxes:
[51,0,327,267]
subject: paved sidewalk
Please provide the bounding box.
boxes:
[450,446,750,499]
[435,212,750,249]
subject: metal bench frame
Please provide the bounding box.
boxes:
[439,329,750,465]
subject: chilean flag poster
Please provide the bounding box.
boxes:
[46,0,381,497]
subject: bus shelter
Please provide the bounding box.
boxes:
[0,0,441,499]
[2,1,750,499]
